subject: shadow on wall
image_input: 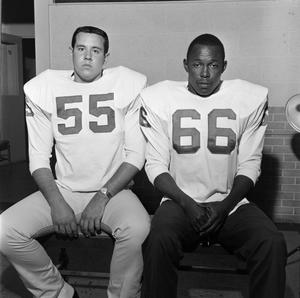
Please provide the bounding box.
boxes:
[248,154,280,218]
[132,167,162,215]
[291,133,300,160]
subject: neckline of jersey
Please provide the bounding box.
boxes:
[185,80,229,100]
[70,68,107,85]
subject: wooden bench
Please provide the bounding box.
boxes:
[38,231,248,287]
[39,231,114,281]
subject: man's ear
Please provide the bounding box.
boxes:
[104,52,110,65]
[183,58,189,73]
[222,60,227,73]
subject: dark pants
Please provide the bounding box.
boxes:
[141,201,287,298]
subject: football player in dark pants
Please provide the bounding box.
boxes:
[139,33,287,298]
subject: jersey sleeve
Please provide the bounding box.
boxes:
[25,96,54,174]
[122,68,147,170]
[139,95,171,184]
[236,96,268,184]
[23,70,56,174]
[123,94,146,170]
[23,70,54,113]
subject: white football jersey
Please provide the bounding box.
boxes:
[140,79,268,207]
[24,66,147,192]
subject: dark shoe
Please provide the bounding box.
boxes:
[73,289,80,298]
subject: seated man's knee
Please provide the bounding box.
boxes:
[269,230,287,255]
[0,216,17,255]
[0,211,33,255]
[143,226,181,255]
[117,217,150,247]
[133,219,150,241]
[256,228,287,258]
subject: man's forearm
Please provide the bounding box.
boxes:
[222,175,254,213]
[154,172,194,208]
[32,168,65,207]
[102,162,140,198]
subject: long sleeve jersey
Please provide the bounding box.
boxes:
[140,79,268,209]
[24,66,147,192]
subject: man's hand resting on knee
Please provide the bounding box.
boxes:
[51,199,78,238]
[79,192,109,237]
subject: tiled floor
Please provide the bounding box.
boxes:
[0,161,299,298]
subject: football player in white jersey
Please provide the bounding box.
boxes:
[0,26,150,298]
[140,34,286,298]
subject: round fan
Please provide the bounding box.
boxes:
[285,94,300,132]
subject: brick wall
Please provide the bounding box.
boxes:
[250,107,300,224]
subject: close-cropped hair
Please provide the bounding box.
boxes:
[186,33,225,61]
[71,26,109,54]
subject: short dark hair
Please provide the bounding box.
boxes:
[71,26,109,54]
[186,34,225,61]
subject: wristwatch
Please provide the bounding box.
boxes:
[100,187,112,200]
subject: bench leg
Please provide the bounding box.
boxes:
[57,248,69,270]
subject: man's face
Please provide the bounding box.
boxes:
[184,44,227,97]
[72,32,107,83]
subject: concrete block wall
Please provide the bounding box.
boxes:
[251,107,300,224]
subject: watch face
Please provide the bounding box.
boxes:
[100,187,111,199]
[101,188,108,195]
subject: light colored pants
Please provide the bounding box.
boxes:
[0,187,150,298]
